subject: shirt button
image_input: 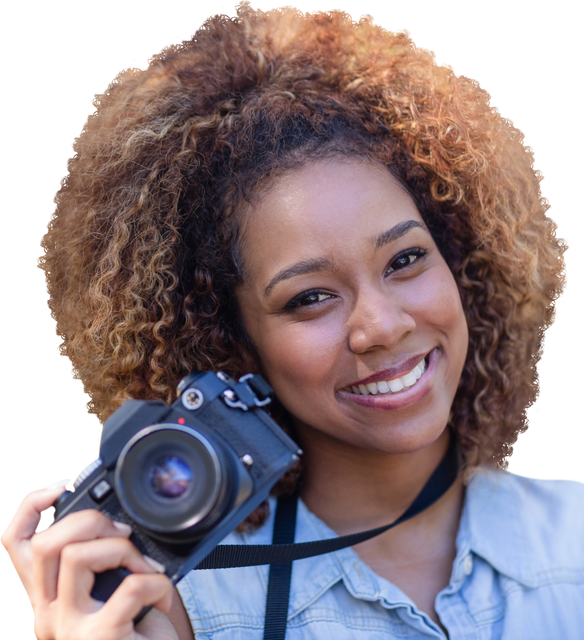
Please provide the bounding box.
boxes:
[462,555,473,576]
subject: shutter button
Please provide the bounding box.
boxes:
[462,554,473,576]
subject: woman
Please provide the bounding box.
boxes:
[3,4,581,639]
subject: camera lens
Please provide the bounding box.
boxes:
[149,455,193,499]
[115,424,231,537]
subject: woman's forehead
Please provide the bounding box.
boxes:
[243,160,421,246]
[238,159,428,285]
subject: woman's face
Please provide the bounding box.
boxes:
[236,159,468,455]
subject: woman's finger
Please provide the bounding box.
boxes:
[97,573,173,629]
[0,479,70,607]
[51,575,173,640]
[31,509,132,603]
[0,478,71,555]
[57,537,164,612]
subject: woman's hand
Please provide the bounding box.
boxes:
[2,484,178,640]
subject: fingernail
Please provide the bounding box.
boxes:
[112,521,133,535]
[45,479,70,490]
[143,555,166,574]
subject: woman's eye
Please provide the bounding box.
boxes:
[284,291,332,310]
[385,248,426,275]
[300,293,328,305]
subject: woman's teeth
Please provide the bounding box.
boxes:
[347,358,426,396]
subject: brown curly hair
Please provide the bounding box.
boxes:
[40,4,564,507]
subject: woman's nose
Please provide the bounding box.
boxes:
[347,286,416,354]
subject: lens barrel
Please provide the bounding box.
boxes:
[115,424,231,538]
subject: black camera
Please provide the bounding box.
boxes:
[53,371,301,603]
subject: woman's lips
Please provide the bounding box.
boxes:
[345,351,431,387]
[337,348,438,410]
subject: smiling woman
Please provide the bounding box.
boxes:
[236,160,468,457]
[2,4,582,640]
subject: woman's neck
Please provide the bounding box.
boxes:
[295,425,464,629]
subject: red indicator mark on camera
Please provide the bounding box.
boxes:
[178,417,185,424]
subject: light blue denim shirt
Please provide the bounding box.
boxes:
[177,470,584,639]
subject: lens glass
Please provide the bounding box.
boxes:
[149,455,193,499]
[116,425,228,535]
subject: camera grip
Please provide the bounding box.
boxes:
[91,568,152,624]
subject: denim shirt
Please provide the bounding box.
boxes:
[177,470,584,639]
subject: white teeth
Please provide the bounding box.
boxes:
[401,371,417,388]
[377,380,390,393]
[348,357,427,397]
[388,378,404,392]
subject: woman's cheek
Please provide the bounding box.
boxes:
[259,318,344,399]
[411,268,469,373]
[411,267,466,329]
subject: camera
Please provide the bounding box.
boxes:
[53,371,301,604]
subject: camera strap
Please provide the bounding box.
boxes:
[195,434,459,571]
[194,437,459,640]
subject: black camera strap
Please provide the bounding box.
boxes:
[193,437,459,640]
[196,435,459,571]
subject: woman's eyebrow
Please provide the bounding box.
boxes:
[264,257,332,297]
[262,220,426,296]
[374,220,428,249]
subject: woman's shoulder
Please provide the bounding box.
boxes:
[463,468,584,586]
[468,466,584,514]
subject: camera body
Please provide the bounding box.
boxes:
[53,371,300,603]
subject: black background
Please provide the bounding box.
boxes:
[0,4,584,638]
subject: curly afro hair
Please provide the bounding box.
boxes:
[40,4,565,503]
